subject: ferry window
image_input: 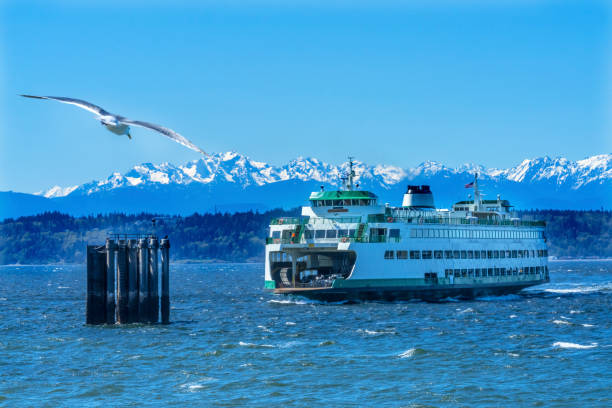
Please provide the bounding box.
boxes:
[422,250,432,259]
[410,250,421,259]
[493,250,499,259]
[343,199,351,206]
[460,250,467,259]
[453,250,460,259]
[461,269,467,277]
[444,250,453,259]
[338,229,349,237]
[326,230,337,238]
[445,269,451,278]
[304,229,313,239]
[544,250,548,257]
[531,250,535,258]
[282,230,292,240]
[501,268,506,276]
[488,268,493,277]
[487,250,493,259]
[348,229,356,238]
[389,229,400,238]
[272,231,280,239]
[416,229,424,238]
[331,200,339,206]
[384,250,394,260]
[511,250,517,258]
[468,268,474,277]
[434,250,443,259]
[475,268,480,277]
[506,250,511,258]
[454,269,460,277]
[467,250,474,259]
[481,250,486,258]
[474,251,481,259]
[500,250,505,259]
[315,230,326,239]
[324,200,332,206]
[397,250,408,259]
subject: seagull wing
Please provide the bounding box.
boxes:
[120,118,207,155]
[20,95,111,116]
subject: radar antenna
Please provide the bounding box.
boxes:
[346,156,356,191]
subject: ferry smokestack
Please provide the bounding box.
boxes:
[402,185,436,209]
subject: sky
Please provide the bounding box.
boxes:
[1,0,610,193]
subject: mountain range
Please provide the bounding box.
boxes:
[1,152,610,219]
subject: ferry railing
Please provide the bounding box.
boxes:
[270,217,309,225]
[376,215,545,228]
[109,233,158,241]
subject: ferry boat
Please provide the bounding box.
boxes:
[264,158,549,301]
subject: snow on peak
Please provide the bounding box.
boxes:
[38,152,612,197]
[36,185,79,198]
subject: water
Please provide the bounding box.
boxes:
[0,261,610,407]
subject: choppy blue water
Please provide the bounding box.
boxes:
[0,261,610,407]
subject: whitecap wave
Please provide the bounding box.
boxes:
[398,348,418,358]
[180,377,217,391]
[397,348,425,358]
[552,319,572,325]
[582,323,595,328]
[553,341,598,349]
[358,328,396,336]
[238,341,275,349]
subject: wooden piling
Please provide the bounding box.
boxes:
[116,240,129,323]
[105,239,116,324]
[148,238,159,323]
[86,245,107,325]
[160,238,170,324]
[127,239,139,323]
[138,238,149,323]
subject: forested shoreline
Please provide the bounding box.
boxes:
[0,210,610,264]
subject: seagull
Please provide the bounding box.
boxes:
[20,94,207,155]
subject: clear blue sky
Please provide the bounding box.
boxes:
[1,0,610,193]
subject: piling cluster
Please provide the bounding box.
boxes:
[86,236,170,325]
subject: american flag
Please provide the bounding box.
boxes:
[465,181,474,188]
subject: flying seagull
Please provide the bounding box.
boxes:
[20,94,206,155]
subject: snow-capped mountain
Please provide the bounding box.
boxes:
[39,151,611,195]
[3,152,610,219]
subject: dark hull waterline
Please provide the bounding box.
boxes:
[273,279,549,302]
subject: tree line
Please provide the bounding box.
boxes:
[0,209,609,264]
